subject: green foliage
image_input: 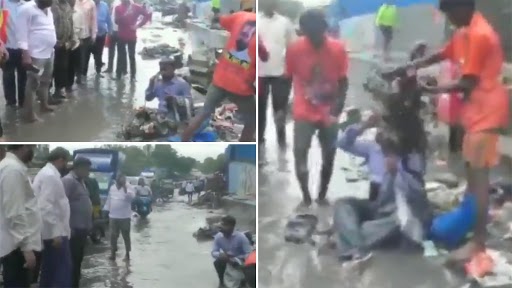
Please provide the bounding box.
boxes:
[98,144,222,178]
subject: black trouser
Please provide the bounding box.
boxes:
[369,181,380,202]
[449,125,465,153]
[2,48,27,106]
[213,259,227,284]
[70,229,88,288]
[67,48,81,89]
[107,31,120,72]
[92,35,107,73]
[0,248,31,288]
[116,39,136,78]
[258,76,291,145]
[53,46,70,90]
[243,264,256,288]
[80,37,93,76]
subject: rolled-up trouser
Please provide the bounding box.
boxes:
[293,120,338,199]
[24,56,53,119]
[110,218,131,253]
[202,84,256,132]
[333,197,399,256]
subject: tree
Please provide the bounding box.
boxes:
[197,153,226,174]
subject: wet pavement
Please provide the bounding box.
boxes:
[80,194,219,288]
[0,14,203,141]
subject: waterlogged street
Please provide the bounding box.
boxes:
[0,14,201,141]
[80,195,219,288]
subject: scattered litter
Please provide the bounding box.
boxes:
[469,249,512,287]
[422,240,439,257]
[284,214,318,246]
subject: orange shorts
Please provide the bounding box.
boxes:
[462,132,500,168]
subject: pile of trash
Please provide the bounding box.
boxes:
[193,215,222,240]
[121,102,243,142]
[139,43,183,63]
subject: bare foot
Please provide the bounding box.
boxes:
[447,241,484,262]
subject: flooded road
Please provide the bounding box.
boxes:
[80,195,219,288]
[0,15,201,141]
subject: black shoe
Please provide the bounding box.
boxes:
[47,97,63,105]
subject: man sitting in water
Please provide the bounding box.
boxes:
[145,58,193,123]
[211,215,252,288]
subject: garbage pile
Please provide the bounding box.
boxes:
[193,215,222,240]
[139,43,183,64]
[121,103,242,142]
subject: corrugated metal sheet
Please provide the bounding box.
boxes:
[225,145,256,164]
[227,162,256,198]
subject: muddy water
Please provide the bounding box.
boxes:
[80,196,219,288]
[0,14,201,141]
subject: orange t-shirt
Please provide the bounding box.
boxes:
[285,36,348,125]
[245,250,256,266]
[212,12,256,97]
[440,12,509,133]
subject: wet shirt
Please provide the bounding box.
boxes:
[16,1,57,59]
[258,12,294,77]
[0,153,42,258]
[212,11,256,96]
[104,184,136,219]
[114,2,150,41]
[211,231,252,261]
[375,4,397,27]
[285,36,348,125]
[95,0,112,36]
[337,124,385,184]
[51,0,74,45]
[441,12,509,133]
[62,171,93,231]
[145,76,192,115]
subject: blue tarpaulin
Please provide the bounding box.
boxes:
[225,145,256,164]
[328,0,436,22]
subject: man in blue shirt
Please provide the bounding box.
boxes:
[88,0,112,75]
[211,215,252,288]
[145,58,193,122]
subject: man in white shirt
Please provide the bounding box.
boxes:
[185,180,195,204]
[258,0,294,148]
[17,0,58,123]
[32,147,72,287]
[104,173,135,261]
[0,145,41,288]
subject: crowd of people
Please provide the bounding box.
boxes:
[259,0,509,275]
[0,0,151,138]
[0,146,138,288]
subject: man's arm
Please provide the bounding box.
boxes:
[114,5,121,25]
[181,80,192,100]
[90,0,98,39]
[332,44,349,117]
[51,4,64,45]
[136,5,150,28]
[218,13,236,31]
[211,233,222,259]
[337,123,374,158]
[38,176,63,239]
[16,5,31,57]
[235,234,252,261]
[145,78,157,101]
[1,170,33,251]
[125,186,136,200]
[106,3,113,33]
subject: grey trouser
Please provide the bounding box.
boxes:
[202,84,256,131]
[24,56,53,119]
[109,218,131,253]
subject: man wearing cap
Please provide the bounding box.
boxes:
[0,145,41,288]
[32,147,72,287]
[386,0,509,268]
[62,157,92,288]
[285,9,349,206]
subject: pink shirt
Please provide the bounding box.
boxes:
[75,0,97,39]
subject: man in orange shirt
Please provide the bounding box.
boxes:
[181,11,256,142]
[387,0,509,264]
[285,9,349,206]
